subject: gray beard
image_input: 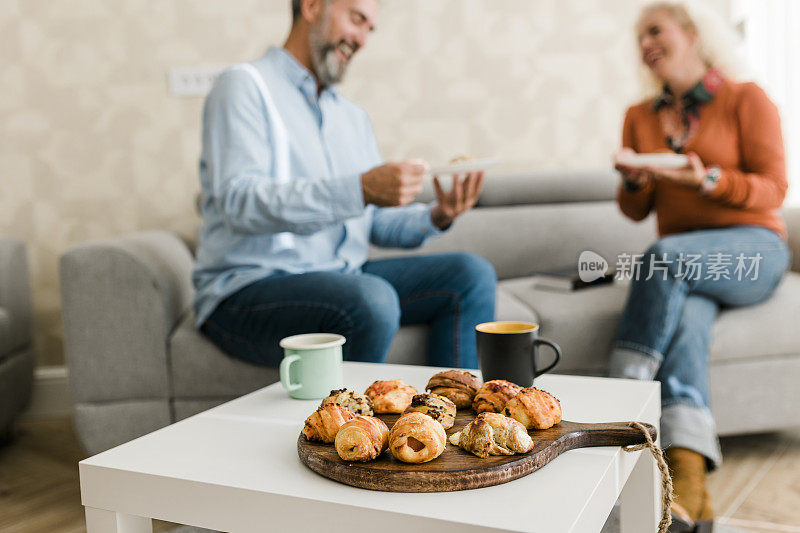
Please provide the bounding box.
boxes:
[309,16,347,86]
[313,45,346,86]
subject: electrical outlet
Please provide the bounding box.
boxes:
[168,66,225,97]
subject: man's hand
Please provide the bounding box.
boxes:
[361,160,427,207]
[430,171,485,230]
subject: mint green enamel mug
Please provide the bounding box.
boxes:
[279,333,345,399]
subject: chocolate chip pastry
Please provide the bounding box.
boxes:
[321,388,374,416]
[403,393,457,429]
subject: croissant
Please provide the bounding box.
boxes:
[403,393,457,429]
[320,388,374,416]
[301,404,354,443]
[472,380,523,414]
[335,415,389,462]
[504,387,562,430]
[365,380,418,414]
[426,370,481,409]
[388,412,447,463]
[449,412,533,458]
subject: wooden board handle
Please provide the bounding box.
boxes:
[560,421,658,450]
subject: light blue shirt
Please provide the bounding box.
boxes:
[193,47,443,326]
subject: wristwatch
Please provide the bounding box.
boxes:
[623,179,642,192]
[700,166,721,194]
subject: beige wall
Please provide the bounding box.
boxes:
[0,0,728,367]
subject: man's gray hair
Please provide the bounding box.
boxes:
[292,0,332,23]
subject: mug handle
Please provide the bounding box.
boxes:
[279,354,302,393]
[532,338,562,377]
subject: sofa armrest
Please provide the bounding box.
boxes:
[0,238,32,352]
[59,231,194,405]
[785,206,800,273]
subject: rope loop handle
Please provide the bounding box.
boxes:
[623,421,674,533]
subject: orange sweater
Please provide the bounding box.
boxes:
[617,80,788,238]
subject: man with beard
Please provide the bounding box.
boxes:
[193,0,496,369]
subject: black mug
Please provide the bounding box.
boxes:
[476,321,562,386]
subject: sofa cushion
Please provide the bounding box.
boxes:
[170,313,279,399]
[414,171,619,207]
[498,277,629,372]
[500,272,800,373]
[475,171,619,207]
[385,325,428,366]
[369,202,657,282]
[73,400,172,456]
[0,307,11,356]
[711,273,800,362]
[385,285,540,367]
[170,284,541,399]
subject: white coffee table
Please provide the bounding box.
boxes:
[79,362,661,533]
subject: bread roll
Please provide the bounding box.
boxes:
[450,412,533,458]
[365,379,418,414]
[335,415,389,462]
[426,370,481,409]
[504,387,562,430]
[301,404,354,443]
[388,412,447,463]
[472,380,523,414]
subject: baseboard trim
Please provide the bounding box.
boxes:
[22,366,72,421]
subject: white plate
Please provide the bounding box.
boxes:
[428,157,500,176]
[616,153,689,169]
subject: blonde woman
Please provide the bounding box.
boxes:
[611,2,789,529]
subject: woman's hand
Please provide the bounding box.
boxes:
[643,152,706,189]
[614,148,650,188]
[430,171,485,230]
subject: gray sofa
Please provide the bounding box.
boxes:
[0,238,34,436]
[60,171,800,455]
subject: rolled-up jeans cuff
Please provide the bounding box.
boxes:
[661,402,722,471]
[607,342,662,381]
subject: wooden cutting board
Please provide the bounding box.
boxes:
[297,410,656,492]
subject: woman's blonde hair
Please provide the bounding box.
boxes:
[636,1,748,99]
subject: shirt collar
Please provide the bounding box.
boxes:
[653,68,723,112]
[266,46,340,101]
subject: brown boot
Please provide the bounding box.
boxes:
[665,447,713,522]
[697,487,715,522]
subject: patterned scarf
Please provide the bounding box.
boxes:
[653,68,724,152]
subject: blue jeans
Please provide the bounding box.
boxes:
[608,226,790,469]
[201,252,497,369]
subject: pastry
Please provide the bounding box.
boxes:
[472,379,523,414]
[504,387,562,430]
[365,380,418,414]
[301,404,354,443]
[388,412,447,463]
[320,388,374,416]
[426,370,481,409]
[449,412,533,458]
[403,393,457,429]
[335,415,389,462]
[450,154,476,163]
